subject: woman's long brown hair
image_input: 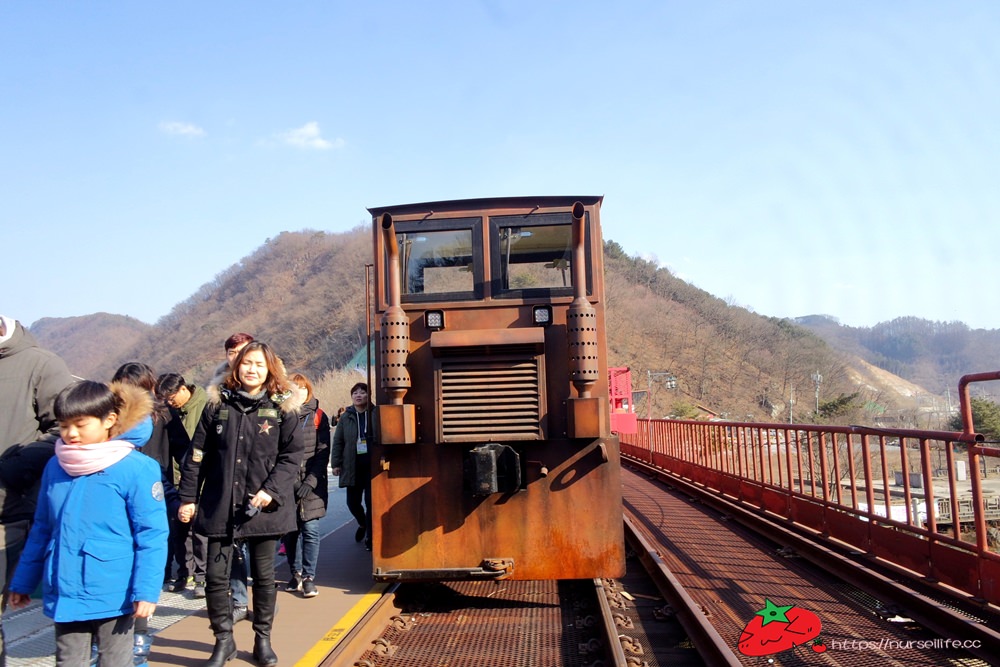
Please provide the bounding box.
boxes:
[225,341,289,396]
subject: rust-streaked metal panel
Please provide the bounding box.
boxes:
[870,525,931,575]
[718,473,740,498]
[760,486,788,516]
[929,541,979,593]
[377,403,416,445]
[981,556,1000,603]
[567,396,607,439]
[371,437,625,581]
[788,494,824,528]
[430,327,544,348]
[741,479,763,507]
[826,507,871,550]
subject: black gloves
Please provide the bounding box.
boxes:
[295,483,313,501]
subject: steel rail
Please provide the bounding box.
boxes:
[318,583,402,667]
[593,578,630,666]
[623,511,743,666]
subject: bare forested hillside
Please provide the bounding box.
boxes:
[29,228,962,428]
[29,313,151,380]
[91,228,370,384]
[601,242,924,425]
[797,315,1000,398]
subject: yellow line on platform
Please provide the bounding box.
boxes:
[294,582,391,667]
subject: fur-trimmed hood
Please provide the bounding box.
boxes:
[205,360,230,405]
[108,381,154,440]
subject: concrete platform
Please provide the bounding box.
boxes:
[147,521,378,667]
[4,482,378,667]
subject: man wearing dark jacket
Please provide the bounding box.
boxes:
[331,382,374,551]
[0,315,75,666]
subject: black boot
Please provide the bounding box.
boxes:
[205,577,237,666]
[253,635,278,667]
[251,574,278,667]
[204,634,237,666]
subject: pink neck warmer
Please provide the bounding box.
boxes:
[55,439,135,476]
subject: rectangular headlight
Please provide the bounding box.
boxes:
[425,310,445,330]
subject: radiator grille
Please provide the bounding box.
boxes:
[438,353,544,442]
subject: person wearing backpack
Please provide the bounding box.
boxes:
[280,373,330,598]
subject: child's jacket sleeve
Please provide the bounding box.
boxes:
[129,455,170,604]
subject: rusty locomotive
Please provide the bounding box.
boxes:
[367,196,625,581]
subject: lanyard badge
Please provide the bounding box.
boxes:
[357,412,368,454]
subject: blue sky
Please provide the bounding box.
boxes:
[3,2,998,330]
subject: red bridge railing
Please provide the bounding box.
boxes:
[619,374,1000,607]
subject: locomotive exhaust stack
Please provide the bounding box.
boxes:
[567,201,608,438]
[377,213,417,444]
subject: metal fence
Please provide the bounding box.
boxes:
[619,372,1000,607]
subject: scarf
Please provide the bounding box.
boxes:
[55,439,135,477]
[220,386,267,410]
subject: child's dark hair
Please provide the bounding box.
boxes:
[350,382,368,395]
[114,361,168,422]
[112,362,157,392]
[54,381,119,422]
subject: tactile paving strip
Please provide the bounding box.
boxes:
[6,586,208,666]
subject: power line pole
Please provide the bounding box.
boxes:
[789,384,794,424]
[811,371,823,415]
[646,370,678,420]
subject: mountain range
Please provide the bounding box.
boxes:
[27,228,1000,429]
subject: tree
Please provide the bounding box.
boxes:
[668,401,701,420]
[818,393,860,420]
[948,397,1000,440]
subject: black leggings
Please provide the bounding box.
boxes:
[206,536,278,637]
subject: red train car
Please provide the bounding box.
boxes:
[609,367,638,435]
[368,196,625,581]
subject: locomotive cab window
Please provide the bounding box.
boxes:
[490,213,592,298]
[391,218,483,302]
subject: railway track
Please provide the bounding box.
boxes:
[622,458,999,666]
[315,461,999,666]
[315,520,712,665]
[316,515,731,666]
[318,578,625,666]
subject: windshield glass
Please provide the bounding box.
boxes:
[397,228,475,296]
[496,222,575,292]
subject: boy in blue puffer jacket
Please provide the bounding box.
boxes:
[8,381,168,667]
